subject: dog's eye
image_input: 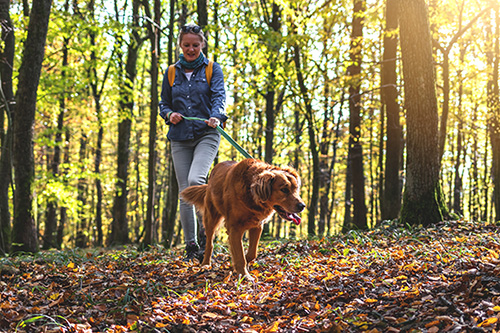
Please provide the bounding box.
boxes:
[281,188,290,194]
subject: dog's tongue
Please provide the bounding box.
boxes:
[289,213,301,225]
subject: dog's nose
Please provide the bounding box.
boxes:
[297,202,306,212]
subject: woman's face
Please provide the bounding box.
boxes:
[180,33,203,62]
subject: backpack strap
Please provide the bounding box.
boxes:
[206,60,213,87]
[168,64,176,87]
[168,61,213,87]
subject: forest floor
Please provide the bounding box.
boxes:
[1,220,500,333]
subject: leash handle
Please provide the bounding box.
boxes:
[181,116,254,159]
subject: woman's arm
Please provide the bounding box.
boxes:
[209,62,228,123]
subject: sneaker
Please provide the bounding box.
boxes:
[184,242,201,262]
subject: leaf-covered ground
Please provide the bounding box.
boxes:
[1,220,500,332]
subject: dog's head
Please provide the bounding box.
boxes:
[250,167,306,225]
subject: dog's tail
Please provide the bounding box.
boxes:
[180,185,208,209]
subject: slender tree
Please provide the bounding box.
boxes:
[292,29,319,237]
[452,47,466,216]
[110,0,143,245]
[0,0,15,255]
[380,0,402,221]
[399,0,448,226]
[434,4,491,164]
[262,2,283,165]
[488,4,500,221]
[43,0,70,250]
[162,0,178,248]
[143,0,161,247]
[343,0,368,231]
[75,133,88,248]
[12,0,53,253]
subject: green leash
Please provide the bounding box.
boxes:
[182,116,253,159]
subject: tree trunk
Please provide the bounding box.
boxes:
[262,2,282,237]
[0,0,15,255]
[197,0,208,55]
[75,133,88,248]
[143,0,161,248]
[436,6,490,165]
[488,5,500,222]
[452,47,466,216]
[110,0,142,246]
[57,127,69,247]
[162,155,178,248]
[43,8,68,250]
[293,40,319,237]
[399,0,448,226]
[12,0,52,254]
[344,0,367,231]
[263,2,282,165]
[318,74,332,236]
[380,0,402,221]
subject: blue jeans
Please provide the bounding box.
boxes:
[171,130,220,245]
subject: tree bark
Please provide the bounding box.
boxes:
[263,2,282,165]
[399,0,448,226]
[43,0,68,249]
[162,156,178,248]
[380,0,402,221]
[452,47,466,216]
[0,0,15,255]
[293,40,319,237]
[197,0,208,55]
[488,5,500,222]
[75,133,88,248]
[12,0,52,254]
[143,0,161,248]
[110,0,142,245]
[344,0,368,231]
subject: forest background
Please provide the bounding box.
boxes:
[0,0,499,255]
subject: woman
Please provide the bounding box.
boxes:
[159,24,227,260]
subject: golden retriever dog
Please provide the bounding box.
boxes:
[180,158,306,278]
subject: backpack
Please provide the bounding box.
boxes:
[167,60,214,87]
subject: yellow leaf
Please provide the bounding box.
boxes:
[493,306,500,312]
[365,298,378,303]
[478,317,498,327]
[67,262,75,269]
[322,272,335,282]
[264,321,280,332]
[488,250,499,259]
[227,302,238,309]
[48,293,59,300]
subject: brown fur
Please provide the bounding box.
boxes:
[180,158,306,278]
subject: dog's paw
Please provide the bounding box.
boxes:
[200,264,212,270]
[235,271,254,282]
[243,274,255,282]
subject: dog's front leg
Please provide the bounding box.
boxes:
[228,227,250,278]
[246,226,263,264]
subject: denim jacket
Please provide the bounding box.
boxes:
[159,58,228,141]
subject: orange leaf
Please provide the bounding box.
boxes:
[425,320,440,328]
[478,317,498,327]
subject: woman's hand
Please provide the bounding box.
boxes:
[206,117,221,128]
[169,112,183,125]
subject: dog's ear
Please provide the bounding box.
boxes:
[251,171,275,203]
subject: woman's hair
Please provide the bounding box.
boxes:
[178,23,207,47]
